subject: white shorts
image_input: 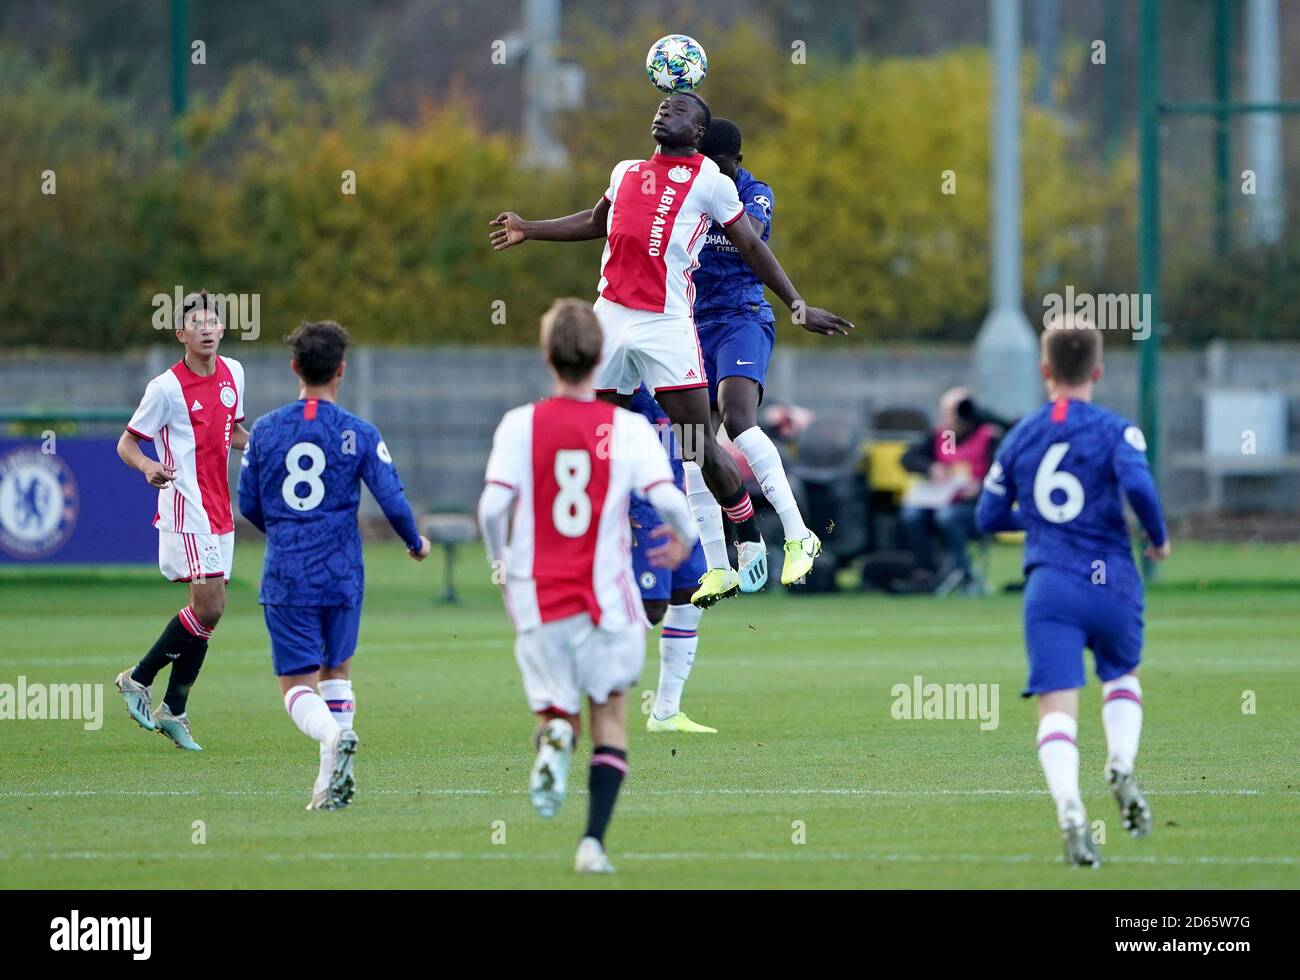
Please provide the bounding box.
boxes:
[514,612,646,716]
[593,296,707,395]
[159,530,234,583]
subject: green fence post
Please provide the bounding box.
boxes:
[1138,0,1163,579]
[170,0,189,159]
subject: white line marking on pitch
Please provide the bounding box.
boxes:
[2,850,1293,867]
[3,787,1296,799]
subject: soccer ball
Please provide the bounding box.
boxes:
[645,34,708,94]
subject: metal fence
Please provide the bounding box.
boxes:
[4,341,1298,517]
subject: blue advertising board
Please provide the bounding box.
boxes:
[0,438,159,565]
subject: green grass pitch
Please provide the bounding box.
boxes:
[2,540,1297,889]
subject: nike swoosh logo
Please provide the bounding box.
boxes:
[736,360,755,365]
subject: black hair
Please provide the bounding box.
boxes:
[700,117,742,159]
[677,91,711,135]
[175,289,218,330]
[286,320,351,386]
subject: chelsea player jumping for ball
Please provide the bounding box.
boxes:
[691,118,824,598]
[238,321,430,811]
[976,316,1169,867]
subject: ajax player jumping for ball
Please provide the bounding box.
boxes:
[115,291,248,751]
[238,321,431,810]
[976,316,1168,867]
[478,299,698,873]
[490,92,852,606]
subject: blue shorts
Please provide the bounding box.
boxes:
[264,604,362,677]
[1022,565,1143,696]
[632,520,707,600]
[696,311,775,405]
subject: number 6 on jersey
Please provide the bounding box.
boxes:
[1033,442,1084,524]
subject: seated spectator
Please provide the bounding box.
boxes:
[898,387,1000,592]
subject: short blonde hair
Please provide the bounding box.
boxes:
[540,298,603,382]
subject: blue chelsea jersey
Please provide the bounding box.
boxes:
[691,166,776,323]
[238,399,408,608]
[977,399,1168,602]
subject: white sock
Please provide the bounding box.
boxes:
[313,679,352,792]
[1101,675,1143,775]
[319,678,355,730]
[284,685,339,746]
[684,460,729,570]
[1036,711,1083,826]
[733,426,807,540]
[653,604,703,719]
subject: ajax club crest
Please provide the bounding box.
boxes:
[0,447,79,559]
[668,166,692,184]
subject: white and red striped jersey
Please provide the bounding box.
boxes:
[126,356,245,534]
[482,396,677,633]
[598,151,745,318]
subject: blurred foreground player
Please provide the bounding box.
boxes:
[628,387,714,733]
[238,321,430,810]
[976,316,1168,866]
[115,291,248,751]
[478,299,698,873]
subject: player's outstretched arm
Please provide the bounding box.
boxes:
[489,197,610,250]
[722,217,853,336]
[117,430,175,488]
